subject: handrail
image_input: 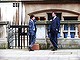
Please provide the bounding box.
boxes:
[36,20,80,25]
[7,24,29,49]
[0,21,9,25]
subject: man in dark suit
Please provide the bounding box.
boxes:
[50,12,60,51]
[28,15,36,51]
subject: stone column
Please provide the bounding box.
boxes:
[22,4,25,24]
[15,8,19,25]
[19,2,22,25]
[67,24,71,38]
[78,15,80,21]
[60,25,63,38]
[78,24,80,38]
[78,15,80,38]
[75,25,78,38]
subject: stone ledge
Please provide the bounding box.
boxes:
[47,38,80,49]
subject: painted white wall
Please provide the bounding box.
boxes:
[0,3,17,41]
[0,3,17,24]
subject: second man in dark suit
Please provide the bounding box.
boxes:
[49,12,60,51]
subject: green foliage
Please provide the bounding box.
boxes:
[39,43,47,50]
[0,43,7,49]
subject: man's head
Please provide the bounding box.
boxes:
[30,15,35,20]
[52,12,56,17]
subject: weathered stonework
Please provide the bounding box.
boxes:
[0,1,80,49]
[24,3,80,23]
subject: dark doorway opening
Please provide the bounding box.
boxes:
[47,13,62,20]
[64,17,78,20]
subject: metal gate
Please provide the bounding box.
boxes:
[7,25,29,49]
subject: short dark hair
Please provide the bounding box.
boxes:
[30,15,35,19]
[52,12,56,14]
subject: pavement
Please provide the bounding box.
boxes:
[0,49,80,60]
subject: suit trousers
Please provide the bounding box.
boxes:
[50,32,58,49]
[29,34,36,48]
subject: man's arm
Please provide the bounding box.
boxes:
[29,21,32,31]
[56,17,60,32]
[29,21,34,35]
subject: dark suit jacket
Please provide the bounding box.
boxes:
[29,19,36,35]
[33,19,37,33]
[50,17,60,33]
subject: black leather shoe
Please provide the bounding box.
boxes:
[55,47,57,50]
[54,48,57,50]
[28,47,34,51]
[29,49,34,51]
[51,49,56,51]
[51,47,58,51]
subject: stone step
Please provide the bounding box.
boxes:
[0,49,80,60]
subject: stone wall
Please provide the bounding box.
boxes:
[0,38,7,49]
[39,38,80,49]
[24,3,80,23]
[24,3,80,49]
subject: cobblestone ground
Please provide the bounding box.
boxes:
[0,49,80,60]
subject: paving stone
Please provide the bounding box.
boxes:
[0,49,80,60]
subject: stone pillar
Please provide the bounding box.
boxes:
[75,25,78,38]
[60,25,63,38]
[67,24,71,38]
[0,7,1,21]
[78,24,80,38]
[78,15,80,21]
[19,2,22,25]
[78,15,80,38]
[3,25,6,38]
[22,4,25,24]
[15,8,19,25]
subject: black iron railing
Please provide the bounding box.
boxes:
[7,25,29,49]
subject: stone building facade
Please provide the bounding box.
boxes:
[23,0,80,49]
[0,0,80,49]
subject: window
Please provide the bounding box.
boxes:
[64,24,68,30]
[64,17,78,20]
[47,13,62,20]
[63,16,78,38]
[64,32,68,38]
[35,17,46,21]
[40,17,46,21]
[70,32,75,38]
[13,3,19,7]
[64,24,75,30]
[35,17,39,20]
[13,3,15,7]
[47,13,52,20]
[70,24,75,30]
[57,32,60,38]
[64,24,75,38]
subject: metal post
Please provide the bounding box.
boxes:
[23,23,25,48]
[15,28,17,48]
[27,27,29,47]
[18,27,20,48]
[21,27,22,49]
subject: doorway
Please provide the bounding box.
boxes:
[47,13,62,20]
